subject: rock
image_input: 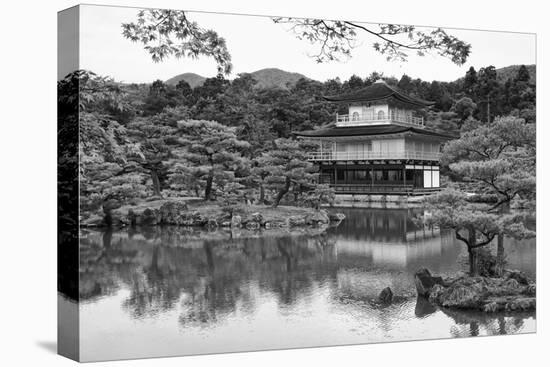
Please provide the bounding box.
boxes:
[425,270,536,313]
[159,201,189,224]
[378,287,393,303]
[288,215,306,227]
[265,219,288,229]
[205,218,218,229]
[415,296,437,317]
[328,212,346,222]
[437,284,483,309]
[428,284,446,304]
[505,270,531,285]
[191,212,208,226]
[243,212,264,226]
[414,268,445,297]
[81,214,105,227]
[108,208,131,226]
[502,278,520,290]
[230,215,242,228]
[525,284,536,296]
[505,297,536,311]
[130,208,161,226]
[304,210,329,225]
[482,301,500,313]
[245,221,260,230]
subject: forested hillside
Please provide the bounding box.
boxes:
[165,72,206,88]
[166,68,308,90]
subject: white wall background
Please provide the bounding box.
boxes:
[0,0,547,367]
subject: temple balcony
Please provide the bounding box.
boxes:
[336,110,424,127]
[307,150,441,162]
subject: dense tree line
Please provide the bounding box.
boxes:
[67,63,535,219]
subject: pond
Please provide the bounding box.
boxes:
[74,207,536,362]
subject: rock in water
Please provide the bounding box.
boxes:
[379,287,393,303]
[414,268,444,297]
[328,212,346,222]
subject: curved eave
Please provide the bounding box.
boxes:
[294,126,456,140]
[323,83,435,107]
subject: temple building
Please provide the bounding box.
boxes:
[295,80,454,195]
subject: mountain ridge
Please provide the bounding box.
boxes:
[166,68,309,90]
[165,64,536,90]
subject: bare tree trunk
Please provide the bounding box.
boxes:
[204,175,214,201]
[495,234,504,276]
[468,228,479,276]
[272,176,291,208]
[468,247,479,277]
[495,202,510,277]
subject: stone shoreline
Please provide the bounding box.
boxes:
[82,199,346,230]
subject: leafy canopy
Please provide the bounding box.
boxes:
[273,18,471,65]
[122,9,232,75]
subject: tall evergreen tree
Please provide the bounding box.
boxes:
[259,138,319,207]
[476,66,499,122]
[440,116,536,275]
[169,120,250,200]
[463,66,478,97]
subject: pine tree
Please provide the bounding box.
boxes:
[463,66,478,97]
[436,116,536,275]
[259,138,319,207]
[126,106,191,198]
[476,66,499,122]
[169,120,250,201]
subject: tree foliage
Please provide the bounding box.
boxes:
[169,120,250,200]
[273,18,471,65]
[443,116,536,208]
[257,139,320,207]
[425,116,536,276]
[122,9,232,75]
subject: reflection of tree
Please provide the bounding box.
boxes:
[79,230,139,302]
[80,228,337,326]
[442,306,528,337]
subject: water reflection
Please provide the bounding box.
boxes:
[78,208,535,362]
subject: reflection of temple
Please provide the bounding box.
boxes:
[78,210,534,352]
[329,208,458,269]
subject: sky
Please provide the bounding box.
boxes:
[79,4,536,84]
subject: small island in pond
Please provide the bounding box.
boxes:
[82,198,346,230]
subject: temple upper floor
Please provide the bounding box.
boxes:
[336,104,424,127]
[323,80,434,128]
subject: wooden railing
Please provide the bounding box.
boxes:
[308,150,441,161]
[336,110,424,127]
[332,184,415,194]
[330,184,442,194]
